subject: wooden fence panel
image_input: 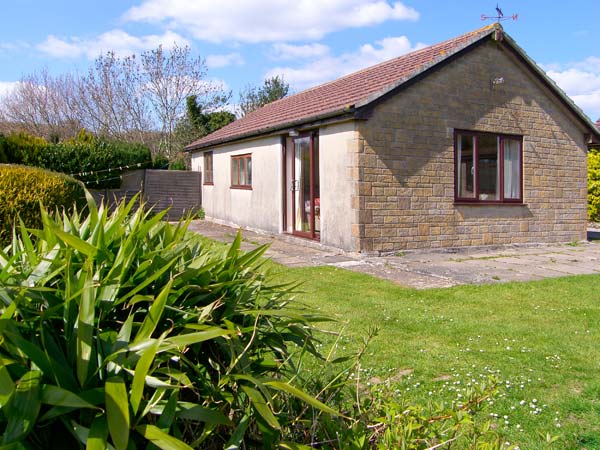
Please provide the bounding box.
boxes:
[143,170,202,220]
[90,169,202,220]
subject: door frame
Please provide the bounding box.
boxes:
[283,131,320,240]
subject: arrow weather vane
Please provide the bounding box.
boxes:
[481,4,518,22]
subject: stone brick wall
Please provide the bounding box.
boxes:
[352,39,588,252]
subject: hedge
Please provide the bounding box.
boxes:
[0,133,47,165]
[0,132,152,189]
[589,148,600,221]
[0,164,85,245]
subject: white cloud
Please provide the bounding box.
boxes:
[546,57,600,121]
[265,35,426,90]
[0,41,30,53]
[206,52,244,68]
[37,29,189,59]
[123,0,419,43]
[547,69,600,97]
[574,29,590,38]
[271,43,330,60]
[38,35,81,58]
[0,81,19,99]
[570,92,600,121]
[357,36,422,62]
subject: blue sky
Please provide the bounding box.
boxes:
[1,0,599,120]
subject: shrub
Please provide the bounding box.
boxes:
[0,193,515,449]
[0,132,48,165]
[0,195,334,449]
[0,164,85,245]
[195,206,206,220]
[0,132,152,189]
[168,153,189,170]
[588,148,600,221]
[282,327,509,450]
[152,153,170,169]
[31,139,152,189]
[349,381,505,449]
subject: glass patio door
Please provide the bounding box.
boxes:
[291,134,319,239]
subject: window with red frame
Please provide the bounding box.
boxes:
[455,131,522,203]
[231,154,252,189]
[203,151,213,184]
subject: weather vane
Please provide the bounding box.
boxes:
[481,4,518,23]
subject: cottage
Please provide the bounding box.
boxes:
[186,24,600,253]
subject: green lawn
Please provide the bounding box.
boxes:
[272,266,600,449]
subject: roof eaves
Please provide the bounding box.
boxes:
[184,106,355,151]
[500,33,600,141]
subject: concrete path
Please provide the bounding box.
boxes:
[188,220,600,289]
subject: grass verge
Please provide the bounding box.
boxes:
[272,266,600,449]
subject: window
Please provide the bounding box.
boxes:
[203,151,213,184]
[231,154,252,189]
[455,131,522,203]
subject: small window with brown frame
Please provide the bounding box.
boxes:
[231,154,252,189]
[203,151,213,185]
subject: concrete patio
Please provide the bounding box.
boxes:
[188,220,600,289]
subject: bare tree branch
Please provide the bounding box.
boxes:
[0,44,231,158]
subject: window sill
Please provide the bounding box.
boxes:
[230,185,252,190]
[454,201,526,206]
[203,182,214,186]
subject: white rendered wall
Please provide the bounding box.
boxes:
[191,123,357,251]
[319,121,356,251]
[191,136,283,233]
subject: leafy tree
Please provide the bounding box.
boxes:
[238,75,289,116]
[172,95,236,163]
[186,95,235,136]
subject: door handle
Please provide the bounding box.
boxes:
[291,180,299,191]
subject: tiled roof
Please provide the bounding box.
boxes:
[186,24,500,151]
[186,23,599,150]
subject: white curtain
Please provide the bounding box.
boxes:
[457,135,475,198]
[503,139,520,199]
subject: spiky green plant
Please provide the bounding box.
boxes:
[0,194,336,449]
